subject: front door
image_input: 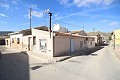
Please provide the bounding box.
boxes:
[70,38,75,53]
[28,37,31,51]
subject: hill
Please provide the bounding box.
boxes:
[0,31,13,36]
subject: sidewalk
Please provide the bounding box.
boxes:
[1,46,102,62]
[25,46,102,62]
[109,45,120,59]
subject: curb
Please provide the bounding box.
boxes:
[109,47,120,60]
[56,56,72,62]
[21,51,50,62]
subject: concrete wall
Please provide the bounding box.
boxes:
[54,36,87,56]
[112,29,120,44]
[87,38,95,48]
[10,34,23,50]
[31,29,53,57]
[54,36,70,56]
[23,35,33,51]
[74,37,87,51]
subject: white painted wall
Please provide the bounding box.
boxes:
[10,34,23,44]
[32,29,54,57]
[23,35,33,51]
[10,33,23,49]
[5,38,10,47]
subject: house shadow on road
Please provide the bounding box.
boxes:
[57,44,110,62]
[80,44,109,56]
[81,46,104,56]
[56,45,107,62]
[0,52,30,80]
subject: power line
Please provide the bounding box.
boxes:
[53,19,82,28]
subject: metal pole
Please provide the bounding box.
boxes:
[30,8,32,34]
[114,34,115,49]
[93,28,95,34]
[48,12,52,38]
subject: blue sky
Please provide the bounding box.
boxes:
[0,0,120,32]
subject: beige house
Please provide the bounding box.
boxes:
[111,29,120,49]
[6,27,95,57]
[5,37,10,47]
[70,30,87,36]
[87,32,102,46]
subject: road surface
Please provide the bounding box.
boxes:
[0,46,120,80]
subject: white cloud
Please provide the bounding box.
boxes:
[103,0,114,6]
[26,9,50,18]
[27,10,45,18]
[53,13,63,20]
[109,21,119,26]
[0,3,9,9]
[11,1,18,4]
[23,22,29,25]
[57,0,73,7]
[0,13,8,17]
[30,4,38,9]
[15,7,19,9]
[58,0,115,7]
[99,20,108,23]
[0,21,7,23]
[32,10,44,18]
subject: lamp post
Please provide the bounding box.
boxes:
[113,34,115,49]
[48,12,52,38]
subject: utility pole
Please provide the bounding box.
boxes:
[93,28,95,36]
[48,12,52,38]
[93,28,95,34]
[113,34,115,49]
[83,26,84,30]
[30,8,32,34]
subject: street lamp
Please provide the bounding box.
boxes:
[48,12,52,38]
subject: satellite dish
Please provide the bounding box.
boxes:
[53,24,61,31]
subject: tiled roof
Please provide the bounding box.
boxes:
[19,29,31,36]
[34,26,49,31]
[87,32,99,36]
[54,32,93,38]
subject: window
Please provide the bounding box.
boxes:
[17,38,20,44]
[33,36,36,45]
[6,40,8,45]
[80,41,83,48]
[84,40,86,44]
[90,41,92,45]
[40,39,47,52]
[12,38,14,43]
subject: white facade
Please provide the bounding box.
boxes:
[31,29,54,57]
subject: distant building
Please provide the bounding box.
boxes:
[0,37,5,45]
[70,30,87,36]
[99,32,111,43]
[87,32,102,46]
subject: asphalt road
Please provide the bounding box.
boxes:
[0,46,120,80]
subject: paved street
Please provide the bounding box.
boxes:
[0,45,120,80]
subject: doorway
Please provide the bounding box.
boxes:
[28,37,32,51]
[70,38,75,53]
